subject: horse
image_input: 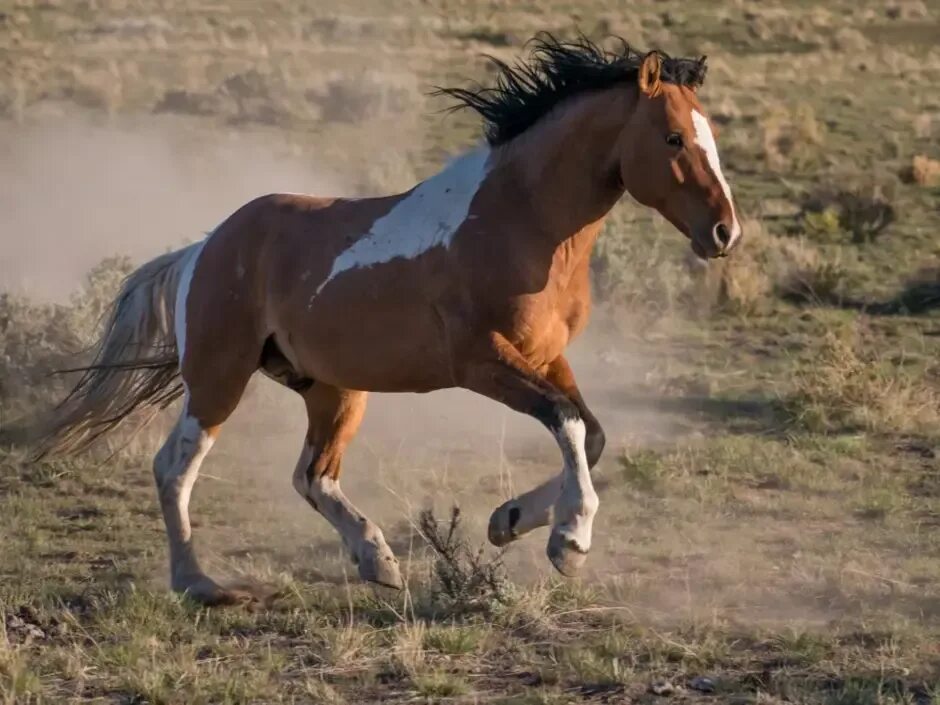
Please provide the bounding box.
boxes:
[38,35,741,606]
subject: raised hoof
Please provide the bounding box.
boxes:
[546,530,589,577]
[487,499,522,547]
[177,576,283,610]
[357,543,403,590]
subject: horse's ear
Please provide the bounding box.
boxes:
[638,51,663,97]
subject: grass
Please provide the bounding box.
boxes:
[3,0,940,702]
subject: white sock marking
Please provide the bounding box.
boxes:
[292,442,392,561]
[553,417,598,551]
[691,109,741,246]
[154,398,215,586]
[314,147,491,297]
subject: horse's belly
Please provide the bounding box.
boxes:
[279,295,452,393]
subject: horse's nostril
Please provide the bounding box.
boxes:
[713,223,732,249]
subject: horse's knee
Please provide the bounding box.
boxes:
[532,393,581,432]
[585,420,606,468]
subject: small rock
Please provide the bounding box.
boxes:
[689,675,717,693]
[830,27,869,52]
[650,679,675,696]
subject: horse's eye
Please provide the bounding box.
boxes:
[666,132,683,148]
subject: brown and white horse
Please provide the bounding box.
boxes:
[39,37,740,605]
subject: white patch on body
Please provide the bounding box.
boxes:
[691,110,741,246]
[552,417,598,552]
[313,147,491,297]
[174,237,209,363]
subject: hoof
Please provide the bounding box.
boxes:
[546,529,589,577]
[487,499,522,547]
[358,542,403,590]
[177,576,282,610]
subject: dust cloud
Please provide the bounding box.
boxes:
[0,114,347,301]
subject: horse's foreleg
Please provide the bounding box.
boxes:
[292,386,402,589]
[487,354,605,547]
[460,338,599,577]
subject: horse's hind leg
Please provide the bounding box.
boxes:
[291,384,402,589]
[153,360,269,606]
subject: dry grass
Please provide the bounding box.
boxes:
[760,103,825,174]
[904,154,940,187]
[781,324,940,434]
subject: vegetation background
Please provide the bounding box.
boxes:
[1,0,939,702]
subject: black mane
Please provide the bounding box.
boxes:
[436,34,707,146]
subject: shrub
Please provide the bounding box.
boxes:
[417,506,509,615]
[593,216,848,316]
[760,103,825,173]
[0,257,132,433]
[800,181,896,243]
[901,154,940,186]
[780,326,939,434]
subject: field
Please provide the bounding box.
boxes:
[2,0,940,702]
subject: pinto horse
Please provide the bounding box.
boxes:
[39,36,740,605]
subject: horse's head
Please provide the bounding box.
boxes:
[617,53,741,259]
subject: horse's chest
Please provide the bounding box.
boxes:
[505,287,589,366]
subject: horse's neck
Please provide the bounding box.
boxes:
[486,89,630,270]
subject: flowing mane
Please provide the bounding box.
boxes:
[437,33,708,146]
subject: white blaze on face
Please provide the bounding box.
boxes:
[690,109,741,247]
[314,147,491,297]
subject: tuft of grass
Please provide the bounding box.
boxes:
[704,219,846,312]
[802,208,844,241]
[559,645,628,687]
[779,257,847,305]
[852,488,906,521]
[412,669,470,699]
[780,327,939,434]
[390,620,428,678]
[320,620,376,667]
[302,679,347,704]
[760,103,825,173]
[902,154,940,186]
[0,641,42,705]
[619,448,664,492]
[423,624,488,656]
[768,627,833,666]
[800,182,897,244]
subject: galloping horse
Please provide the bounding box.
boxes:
[39,36,740,605]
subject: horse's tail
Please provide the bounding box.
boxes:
[35,243,200,458]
